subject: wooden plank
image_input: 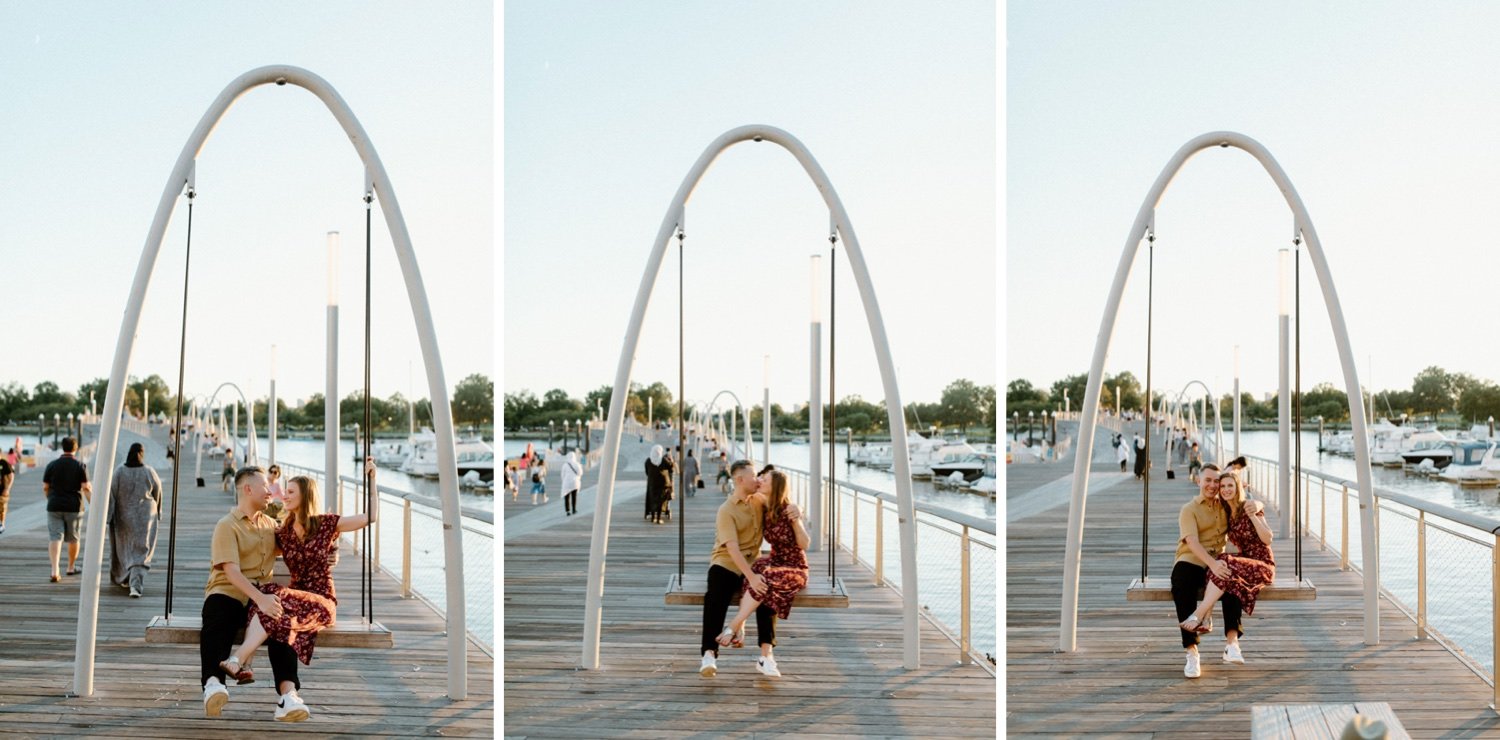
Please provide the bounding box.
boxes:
[1126,577,1318,601]
[144,615,394,648]
[1250,705,1291,738]
[1354,702,1412,740]
[663,572,850,607]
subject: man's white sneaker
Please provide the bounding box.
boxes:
[274,690,310,722]
[756,655,781,677]
[699,651,717,677]
[202,678,229,717]
[1223,643,1245,664]
[129,587,141,598]
[1184,650,1202,678]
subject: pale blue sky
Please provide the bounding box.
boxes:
[1009,3,1500,402]
[0,2,491,405]
[504,1,996,411]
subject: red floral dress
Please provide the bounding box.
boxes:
[1208,511,1276,615]
[248,514,341,665]
[744,505,809,619]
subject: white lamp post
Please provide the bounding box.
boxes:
[808,254,824,551]
[1278,248,1292,534]
[762,355,771,465]
[270,344,279,468]
[1233,345,1241,459]
[326,231,340,505]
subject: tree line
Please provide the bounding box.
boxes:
[0,373,494,431]
[1008,366,1500,426]
[504,378,997,437]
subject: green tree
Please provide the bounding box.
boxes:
[451,374,494,426]
[1104,372,1143,414]
[504,390,541,430]
[1049,374,1089,414]
[1458,381,1500,424]
[939,379,985,435]
[1411,366,1456,415]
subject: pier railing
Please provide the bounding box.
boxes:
[1218,450,1500,706]
[276,461,494,654]
[774,465,996,671]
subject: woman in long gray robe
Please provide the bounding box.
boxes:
[109,442,161,597]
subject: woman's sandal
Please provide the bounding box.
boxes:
[730,626,745,649]
[1179,615,1206,633]
[219,657,255,685]
[716,627,737,647]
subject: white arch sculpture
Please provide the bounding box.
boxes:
[1060,131,1377,651]
[1174,380,1223,465]
[204,381,260,464]
[582,125,921,670]
[705,389,755,463]
[73,65,467,700]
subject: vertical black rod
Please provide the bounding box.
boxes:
[1295,239,1302,581]
[364,194,374,623]
[1142,233,1153,583]
[677,230,685,581]
[164,191,195,618]
[828,240,837,585]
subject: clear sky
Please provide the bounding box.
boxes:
[504,1,996,412]
[0,2,492,406]
[1009,3,1500,403]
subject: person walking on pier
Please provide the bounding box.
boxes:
[560,450,582,516]
[1114,435,1128,473]
[1132,435,1147,479]
[716,452,730,493]
[1178,471,1272,667]
[717,466,808,678]
[529,454,548,505]
[221,451,237,493]
[42,437,91,582]
[0,450,13,535]
[1187,443,1202,483]
[699,460,776,678]
[108,442,161,598]
[644,445,674,524]
[1170,463,1244,679]
[683,448,700,498]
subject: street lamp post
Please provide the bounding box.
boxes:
[54,413,60,447]
[270,344,279,469]
[762,355,771,465]
[549,420,555,450]
[1278,248,1292,535]
[1028,410,1034,446]
[1012,411,1019,441]
[326,231,340,505]
[38,413,44,450]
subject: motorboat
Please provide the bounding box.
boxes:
[907,433,956,478]
[375,437,418,468]
[1401,431,1455,469]
[456,438,495,482]
[930,443,986,481]
[401,429,439,477]
[1438,441,1499,486]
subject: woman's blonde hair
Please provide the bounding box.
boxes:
[286,475,323,540]
[763,469,790,526]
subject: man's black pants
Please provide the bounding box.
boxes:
[700,564,776,656]
[1170,560,1244,649]
[200,593,300,690]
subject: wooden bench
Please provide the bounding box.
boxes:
[1251,702,1409,739]
[664,573,849,607]
[1126,576,1317,602]
[144,615,394,648]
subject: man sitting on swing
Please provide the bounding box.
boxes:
[199,466,308,721]
[699,460,775,678]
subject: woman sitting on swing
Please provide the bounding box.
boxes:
[218,458,376,683]
[1178,469,1274,665]
[716,466,810,677]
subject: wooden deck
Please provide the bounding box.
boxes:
[503,474,997,737]
[1006,422,1500,738]
[0,435,493,737]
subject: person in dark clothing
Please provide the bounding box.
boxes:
[644,445,676,524]
[43,437,91,581]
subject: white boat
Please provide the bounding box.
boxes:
[930,443,986,481]
[1438,441,1499,486]
[374,437,417,467]
[401,429,439,476]
[907,433,956,478]
[1401,430,1455,469]
[456,438,494,482]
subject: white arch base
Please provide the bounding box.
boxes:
[581,125,921,670]
[74,65,467,700]
[1059,131,1377,651]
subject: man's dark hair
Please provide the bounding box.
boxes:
[61,437,77,453]
[729,459,754,476]
[234,465,266,491]
[1202,463,1220,473]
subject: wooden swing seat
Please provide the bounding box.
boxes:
[664,573,849,608]
[1125,576,1317,602]
[145,615,394,648]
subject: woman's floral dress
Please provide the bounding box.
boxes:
[1207,510,1276,615]
[247,514,341,665]
[744,504,809,619]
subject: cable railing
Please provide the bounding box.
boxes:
[1212,449,1500,707]
[773,464,996,671]
[276,461,494,654]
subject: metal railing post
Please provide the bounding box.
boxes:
[402,498,412,598]
[1320,477,1326,551]
[1492,531,1500,712]
[853,490,860,566]
[1416,510,1426,640]
[373,494,381,573]
[1341,483,1350,571]
[961,525,971,665]
[875,498,884,585]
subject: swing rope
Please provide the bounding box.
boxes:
[1141,230,1154,583]
[163,186,195,619]
[827,222,838,585]
[676,223,686,583]
[362,189,375,625]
